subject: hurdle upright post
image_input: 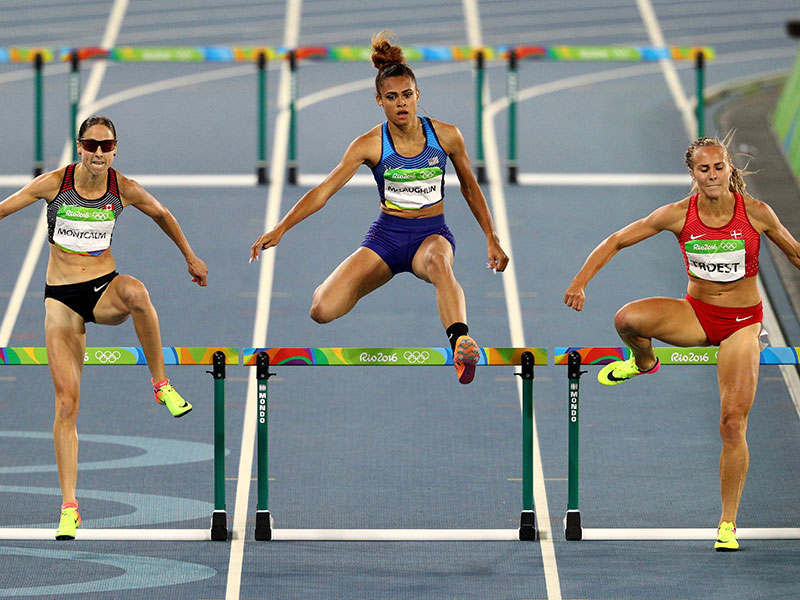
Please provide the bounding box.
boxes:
[695,49,705,138]
[518,350,536,541]
[475,49,486,184]
[254,350,273,540]
[565,350,583,540]
[287,49,298,185]
[256,50,269,185]
[209,351,228,540]
[69,50,80,161]
[33,52,44,177]
[507,48,518,184]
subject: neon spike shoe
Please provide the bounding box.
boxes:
[55,506,81,540]
[597,356,660,386]
[153,379,192,418]
[454,335,480,385]
[714,521,739,551]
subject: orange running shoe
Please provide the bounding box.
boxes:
[454,335,480,384]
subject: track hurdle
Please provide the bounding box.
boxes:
[0,346,237,541]
[501,45,715,183]
[554,345,800,541]
[243,346,547,541]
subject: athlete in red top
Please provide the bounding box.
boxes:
[563,136,800,551]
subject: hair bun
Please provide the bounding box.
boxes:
[371,30,406,70]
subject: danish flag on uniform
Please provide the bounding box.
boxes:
[730,230,743,239]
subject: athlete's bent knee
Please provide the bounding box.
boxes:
[124,279,153,313]
[309,289,336,324]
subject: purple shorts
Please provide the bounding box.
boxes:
[361,212,456,275]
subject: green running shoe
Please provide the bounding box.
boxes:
[153,379,192,418]
[597,356,660,386]
[55,506,81,540]
[454,335,480,384]
[715,521,739,551]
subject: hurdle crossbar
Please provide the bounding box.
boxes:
[0,346,237,542]
[555,346,800,541]
[245,346,546,541]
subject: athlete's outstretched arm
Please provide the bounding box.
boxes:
[437,121,508,272]
[564,201,686,311]
[249,131,376,262]
[119,175,208,286]
[0,170,62,221]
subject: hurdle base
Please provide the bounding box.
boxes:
[519,510,536,541]
[508,164,518,184]
[255,510,273,541]
[210,510,228,541]
[565,509,582,540]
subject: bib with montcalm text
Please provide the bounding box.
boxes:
[53,205,116,256]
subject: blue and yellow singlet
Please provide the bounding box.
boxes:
[371,116,448,211]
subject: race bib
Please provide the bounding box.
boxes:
[685,239,745,282]
[383,167,443,210]
[53,205,115,256]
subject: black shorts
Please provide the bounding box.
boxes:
[44,271,118,323]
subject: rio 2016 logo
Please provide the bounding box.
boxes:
[670,351,717,363]
[359,352,399,363]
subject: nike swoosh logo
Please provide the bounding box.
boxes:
[735,315,753,322]
[690,234,706,240]
[605,372,631,382]
[94,282,110,293]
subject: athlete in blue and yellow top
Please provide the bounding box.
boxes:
[251,31,509,384]
[563,136,800,551]
[0,115,208,539]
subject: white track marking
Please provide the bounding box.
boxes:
[464,1,562,599]
[224,1,301,598]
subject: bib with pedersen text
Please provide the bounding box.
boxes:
[383,167,443,210]
[53,205,116,256]
[684,239,745,282]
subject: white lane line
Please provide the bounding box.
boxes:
[636,0,697,138]
[464,2,562,600]
[0,0,129,347]
[224,1,301,598]
[515,173,690,186]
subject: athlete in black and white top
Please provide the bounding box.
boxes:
[0,115,207,539]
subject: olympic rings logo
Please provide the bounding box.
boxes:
[92,350,122,364]
[719,242,739,251]
[403,351,430,364]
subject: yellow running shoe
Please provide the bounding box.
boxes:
[715,521,739,551]
[55,506,81,540]
[597,356,660,386]
[153,379,192,418]
[454,335,480,385]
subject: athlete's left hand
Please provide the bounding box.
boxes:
[486,240,509,273]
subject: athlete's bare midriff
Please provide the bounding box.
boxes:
[46,244,117,286]
[687,274,760,307]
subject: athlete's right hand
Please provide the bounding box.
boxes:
[563,281,586,312]
[249,228,284,263]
